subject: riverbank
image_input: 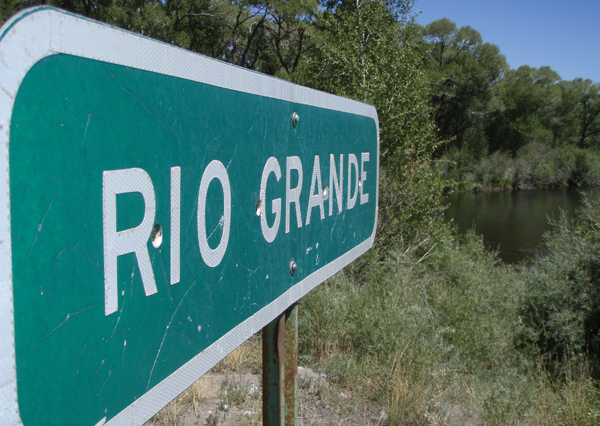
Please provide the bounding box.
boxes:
[448,181,596,194]
[440,143,600,194]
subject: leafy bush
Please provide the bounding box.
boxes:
[300,6,446,263]
[298,222,600,424]
[473,151,514,186]
[514,142,553,187]
[516,195,600,368]
[576,149,600,186]
[299,229,537,424]
[439,147,475,183]
[460,144,600,189]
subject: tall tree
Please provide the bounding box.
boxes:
[486,65,562,153]
[1,0,318,77]
[301,0,444,256]
[421,18,507,152]
[561,78,600,149]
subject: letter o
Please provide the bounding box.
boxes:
[198,160,231,267]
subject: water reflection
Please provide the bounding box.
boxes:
[444,187,598,264]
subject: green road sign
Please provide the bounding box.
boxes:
[0,7,379,426]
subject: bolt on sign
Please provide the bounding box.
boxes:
[0,7,379,426]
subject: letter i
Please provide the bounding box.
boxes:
[171,167,181,285]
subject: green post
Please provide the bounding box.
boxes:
[262,303,298,426]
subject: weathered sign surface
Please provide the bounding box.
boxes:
[0,7,379,426]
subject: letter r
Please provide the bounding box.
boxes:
[103,168,157,316]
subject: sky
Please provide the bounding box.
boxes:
[414,0,600,83]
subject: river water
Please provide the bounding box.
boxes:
[444,187,599,264]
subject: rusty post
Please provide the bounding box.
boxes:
[262,312,284,426]
[262,303,298,425]
[283,303,298,424]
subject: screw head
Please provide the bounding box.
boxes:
[290,260,297,277]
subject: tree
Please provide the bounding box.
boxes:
[421,18,507,152]
[300,0,445,257]
[561,78,600,149]
[160,0,319,75]
[486,65,562,153]
[517,196,600,365]
[1,0,318,77]
[1,0,22,23]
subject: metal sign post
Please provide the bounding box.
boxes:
[262,303,298,426]
[0,7,378,426]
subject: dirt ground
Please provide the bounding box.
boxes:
[146,366,388,426]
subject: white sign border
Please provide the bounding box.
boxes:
[0,7,379,425]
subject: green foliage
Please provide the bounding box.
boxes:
[416,18,600,185]
[517,195,600,368]
[0,0,21,23]
[299,226,600,424]
[420,18,507,149]
[561,78,600,149]
[300,0,434,160]
[513,142,553,186]
[300,228,523,399]
[441,142,600,190]
[296,0,446,260]
[1,0,319,76]
[473,151,513,187]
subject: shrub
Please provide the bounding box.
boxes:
[577,149,600,186]
[440,147,475,182]
[298,218,600,424]
[299,228,531,423]
[473,151,514,186]
[514,142,553,187]
[463,143,600,189]
[516,195,600,369]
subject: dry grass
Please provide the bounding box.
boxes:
[388,344,432,425]
[148,338,261,425]
[181,375,216,416]
[532,356,600,426]
[151,397,181,426]
[213,338,262,373]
